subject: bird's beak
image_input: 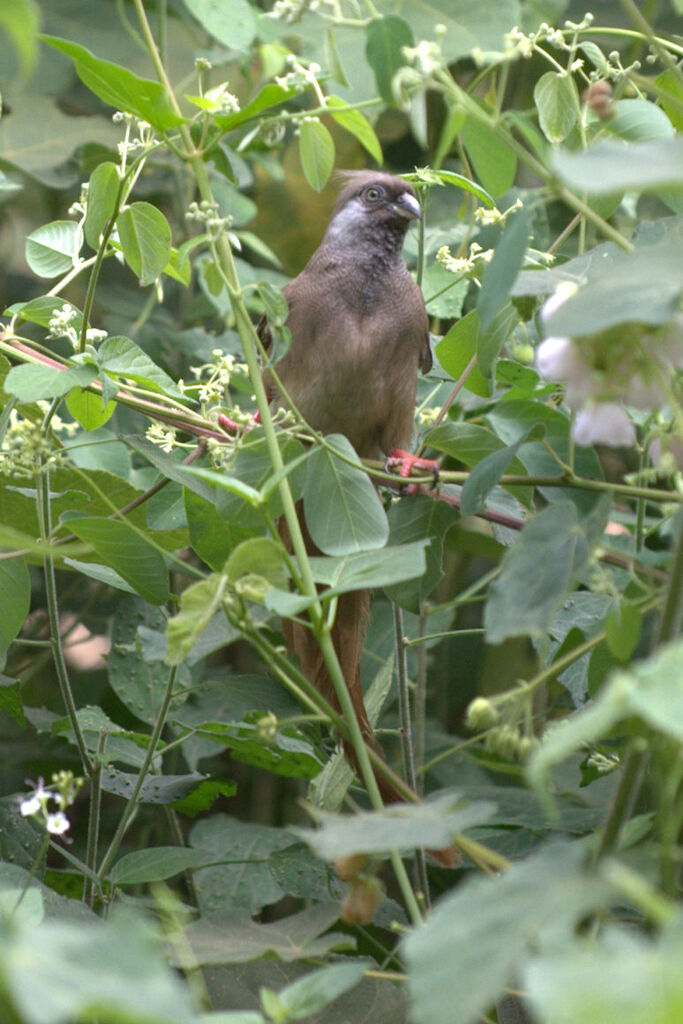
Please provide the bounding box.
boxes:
[392,192,422,220]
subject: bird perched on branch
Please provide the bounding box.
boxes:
[259,171,436,808]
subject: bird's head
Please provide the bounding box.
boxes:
[323,171,421,250]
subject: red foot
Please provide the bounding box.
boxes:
[217,410,262,435]
[386,448,440,493]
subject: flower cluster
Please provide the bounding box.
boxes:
[146,422,177,453]
[20,771,83,837]
[436,241,494,276]
[200,82,240,115]
[45,304,107,351]
[0,403,78,477]
[536,286,683,448]
[275,56,322,96]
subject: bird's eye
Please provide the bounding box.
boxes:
[364,186,382,202]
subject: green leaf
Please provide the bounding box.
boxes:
[525,924,683,1024]
[108,597,187,724]
[607,99,675,141]
[68,517,169,605]
[327,95,382,163]
[542,233,683,336]
[0,557,30,670]
[298,119,335,192]
[0,0,40,77]
[84,161,119,249]
[303,435,388,555]
[605,598,642,662]
[25,220,82,278]
[297,790,493,859]
[477,300,518,377]
[109,847,204,885]
[180,0,256,52]
[195,722,321,779]
[534,72,579,143]
[403,843,610,1024]
[171,778,236,817]
[98,335,184,399]
[477,207,530,331]
[266,542,429,617]
[553,136,683,194]
[579,41,611,76]
[460,426,541,516]
[41,35,185,131]
[0,673,25,726]
[4,362,97,402]
[484,500,609,643]
[116,202,172,286]
[375,0,518,63]
[101,767,210,802]
[426,169,495,207]
[384,497,456,612]
[365,16,413,106]
[422,263,469,318]
[213,83,297,132]
[189,814,299,917]
[180,466,263,507]
[276,962,370,1020]
[434,312,490,398]
[528,638,683,805]
[179,903,350,966]
[486,399,603,509]
[5,295,83,331]
[65,387,116,431]
[1,907,196,1023]
[656,69,683,131]
[166,575,228,666]
[125,436,216,505]
[461,116,517,198]
[225,538,288,590]
[185,490,247,571]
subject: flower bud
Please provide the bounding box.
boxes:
[582,80,613,118]
[465,697,499,731]
[341,876,383,925]
[334,853,368,882]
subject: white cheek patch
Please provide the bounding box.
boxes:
[324,197,368,241]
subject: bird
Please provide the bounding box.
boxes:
[258,170,435,809]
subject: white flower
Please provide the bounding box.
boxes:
[20,778,50,817]
[46,812,70,835]
[573,402,636,448]
[536,336,579,379]
[20,794,42,817]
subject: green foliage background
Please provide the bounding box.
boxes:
[0,1,682,1022]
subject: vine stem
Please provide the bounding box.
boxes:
[97,665,178,882]
[131,0,423,924]
[37,465,92,776]
[84,730,107,907]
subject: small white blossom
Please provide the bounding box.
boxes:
[146,422,177,452]
[573,402,636,448]
[535,335,580,379]
[20,793,43,817]
[46,812,70,835]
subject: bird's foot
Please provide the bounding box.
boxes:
[218,410,262,435]
[386,448,440,494]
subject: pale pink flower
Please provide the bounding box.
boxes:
[573,403,636,448]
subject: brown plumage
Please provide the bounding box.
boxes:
[259,171,431,805]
